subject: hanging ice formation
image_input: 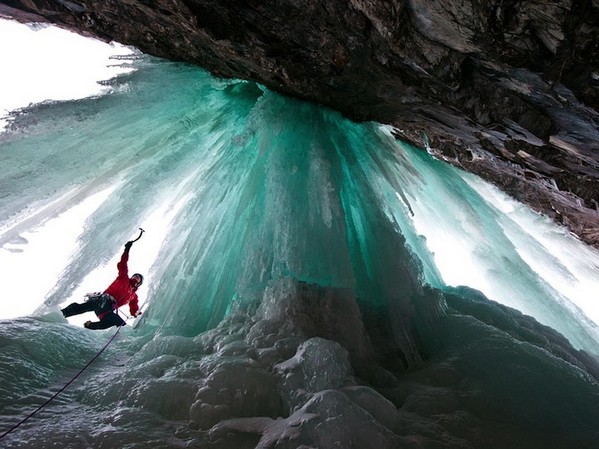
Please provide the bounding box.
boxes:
[1,54,599,449]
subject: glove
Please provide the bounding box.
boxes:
[133,311,142,317]
[125,241,133,250]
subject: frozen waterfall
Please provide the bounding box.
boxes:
[1,20,599,449]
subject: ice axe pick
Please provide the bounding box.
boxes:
[131,227,145,243]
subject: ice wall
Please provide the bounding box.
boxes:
[1,44,599,448]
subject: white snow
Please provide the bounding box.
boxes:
[0,18,134,132]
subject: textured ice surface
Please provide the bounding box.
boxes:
[275,337,354,410]
[2,279,599,448]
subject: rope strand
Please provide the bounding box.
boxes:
[0,325,123,440]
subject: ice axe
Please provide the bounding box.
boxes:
[129,228,145,245]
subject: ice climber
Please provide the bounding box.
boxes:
[61,239,143,329]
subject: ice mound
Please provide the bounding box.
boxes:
[2,278,599,448]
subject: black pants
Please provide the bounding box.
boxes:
[62,294,125,329]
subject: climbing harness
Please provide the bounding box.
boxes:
[85,292,117,314]
[0,325,124,440]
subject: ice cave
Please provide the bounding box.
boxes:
[1,9,599,449]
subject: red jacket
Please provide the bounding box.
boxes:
[102,247,140,317]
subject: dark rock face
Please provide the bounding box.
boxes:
[2,0,599,247]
